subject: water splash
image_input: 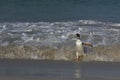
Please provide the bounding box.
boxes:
[0,20,119,61]
[0,20,120,46]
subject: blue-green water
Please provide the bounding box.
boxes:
[0,0,120,22]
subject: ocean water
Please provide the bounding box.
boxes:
[0,0,120,22]
[1,0,120,80]
[0,20,120,61]
[0,0,120,60]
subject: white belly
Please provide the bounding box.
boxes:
[76,39,84,56]
[76,40,82,49]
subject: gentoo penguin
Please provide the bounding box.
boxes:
[75,33,93,61]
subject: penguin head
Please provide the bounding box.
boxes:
[76,33,80,39]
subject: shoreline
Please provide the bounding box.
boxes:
[0,59,120,80]
[0,44,120,62]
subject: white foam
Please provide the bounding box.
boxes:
[61,35,67,39]
[0,20,119,46]
[87,32,93,42]
[112,23,120,27]
[78,20,103,25]
[0,25,7,33]
[1,41,9,46]
[108,29,120,33]
[21,33,34,42]
[3,25,7,30]
[31,55,39,59]
[94,55,113,61]
[36,38,40,42]
[78,27,83,31]
[7,33,13,36]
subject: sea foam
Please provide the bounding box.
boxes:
[0,20,120,61]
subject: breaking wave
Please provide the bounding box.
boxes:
[0,20,120,61]
[0,44,120,62]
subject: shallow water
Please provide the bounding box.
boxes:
[0,44,120,61]
[0,59,120,80]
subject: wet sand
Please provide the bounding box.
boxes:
[0,76,118,80]
[0,76,81,80]
[0,59,120,80]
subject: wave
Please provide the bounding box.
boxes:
[0,20,120,46]
[0,44,120,62]
[0,20,120,61]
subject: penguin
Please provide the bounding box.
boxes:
[75,33,93,61]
